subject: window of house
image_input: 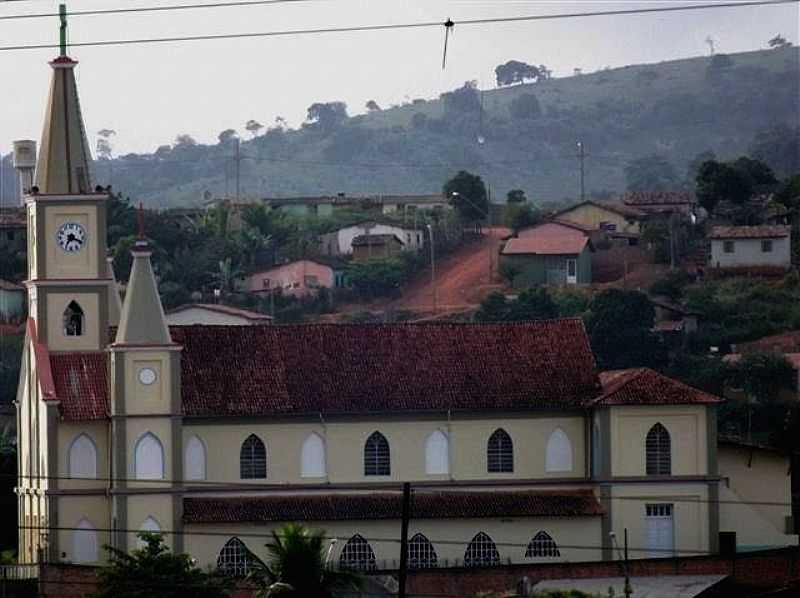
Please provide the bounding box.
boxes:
[646,423,671,475]
[464,532,500,567]
[301,433,326,478]
[339,534,377,571]
[63,301,84,336]
[68,433,97,479]
[723,240,735,254]
[408,533,438,569]
[762,240,773,253]
[134,432,164,480]
[364,431,390,476]
[526,531,560,557]
[217,537,252,577]
[72,518,98,563]
[425,430,449,475]
[487,428,513,473]
[240,434,267,479]
[184,435,207,481]
[262,278,271,289]
[545,428,573,473]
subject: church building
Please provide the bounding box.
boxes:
[15,47,795,574]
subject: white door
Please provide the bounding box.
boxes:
[566,259,578,284]
[645,504,674,558]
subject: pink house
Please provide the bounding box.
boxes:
[247,260,337,298]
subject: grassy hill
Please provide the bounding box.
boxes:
[97,46,800,207]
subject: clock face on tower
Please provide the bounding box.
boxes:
[56,222,87,253]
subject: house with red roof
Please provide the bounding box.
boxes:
[14,41,795,581]
[709,225,791,270]
[553,200,646,242]
[500,221,593,286]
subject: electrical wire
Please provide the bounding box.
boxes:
[0,0,795,52]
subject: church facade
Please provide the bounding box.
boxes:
[15,51,794,575]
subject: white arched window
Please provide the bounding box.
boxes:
[68,433,97,479]
[184,435,207,481]
[134,432,165,480]
[73,518,98,563]
[137,516,162,548]
[545,428,573,473]
[425,430,449,475]
[301,433,326,478]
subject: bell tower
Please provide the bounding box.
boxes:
[25,4,114,353]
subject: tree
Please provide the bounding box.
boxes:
[768,34,792,48]
[695,157,775,212]
[93,533,231,598]
[174,134,197,147]
[443,171,489,224]
[245,120,264,138]
[505,203,540,233]
[749,125,800,179]
[347,257,408,298]
[506,189,527,203]
[494,60,540,87]
[686,150,716,184]
[508,93,542,120]
[624,155,679,191]
[440,81,480,114]
[474,291,510,322]
[586,288,664,370]
[306,102,348,132]
[365,100,380,112]
[96,129,116,160]
[474,288,557,321]
[246,523,361,598]
[217,129,238,145]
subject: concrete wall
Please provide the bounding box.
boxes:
[247,261,334,298]
[165,308,256,326]
[710,236,791,268]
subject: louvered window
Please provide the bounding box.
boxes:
[217,537,251,577]
[364,432,390,476]
[408,533,438,569]
[487,428,514,473]
[464,532,500,567]
[339,534,377,571]
[526,531,560,557]
[646,423,671,475]
[240,434,267,479]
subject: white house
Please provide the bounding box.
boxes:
[709,225,791,269]
[165,303,273,326]
[320,221,424,256]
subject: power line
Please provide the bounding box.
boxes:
[0,0,794,52]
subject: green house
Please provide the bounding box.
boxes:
[500,221,593,288]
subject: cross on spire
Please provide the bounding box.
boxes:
[59,4,67,57]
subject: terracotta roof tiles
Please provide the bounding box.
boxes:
[50,352,108,420]
[502,223,590,256]
[709,225,790,240]
[595,368,722,406]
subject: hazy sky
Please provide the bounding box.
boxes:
[0,0,797,156]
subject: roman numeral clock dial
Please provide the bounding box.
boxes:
[56,222,87,253]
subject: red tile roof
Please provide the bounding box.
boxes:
[183,490,603,524]
[735,330,800,354]
[174,321,600,417]
[50,352,108,420]
[594,368,722,406]
[622,191,695,206]
[709,225,790,239]
[502,222,590,255]
[351,234,404,247]
[167,303,273,322]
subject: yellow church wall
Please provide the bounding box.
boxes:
[609,483,710,559]
[126,494,176,550]
[55,495,110,564]
[185,415,586,485]
[56,421,109,490]
[184,515,603,570]
[45,292,100,352]
[43,204,100,279]
[122,351,172,416]
[558,203,641,234]
[609,406,707,477]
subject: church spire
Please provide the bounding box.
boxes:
[34,4,95,195]
[115,207,172,346]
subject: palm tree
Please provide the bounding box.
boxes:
[247,524,362,598]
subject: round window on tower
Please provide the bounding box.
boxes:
[138,367,157,386]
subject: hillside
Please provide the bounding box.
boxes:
[5,46,796,208]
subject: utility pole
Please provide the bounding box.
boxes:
[577,141,586,202]
[234,137,241,201]
[427,225,436,313]
[397,482,411,598]
[624,528,632,598]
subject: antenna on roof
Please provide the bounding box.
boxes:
[59,4,68,57]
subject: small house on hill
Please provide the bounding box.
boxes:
[351,233,405,260]
[165,304,273,326]
[622,191,697,217]
[708,225,791,270]
[554,200,645,241]
[319,220,423,256]
[500,221,593,287]
[247,259,346,298]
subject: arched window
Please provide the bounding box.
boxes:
[339,534,377,571]
[184,435,207,481]
[364,431,390,476]
[545,428,573,473]
[646,423,671,475]
[134,432,164,480]
[68,433,97,479]
[217,537,252,577]
[487,429,513,473]
[464,532,500,567]
[408,533,438,569]
[425,430,449,475]
[526,531,560,558]
[63,301,84,336]
[72,518,98,563]
[137,516,161,548]
[240,434,267,479]
[301,433,326,478]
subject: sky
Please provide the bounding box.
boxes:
[0,0,797,156]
